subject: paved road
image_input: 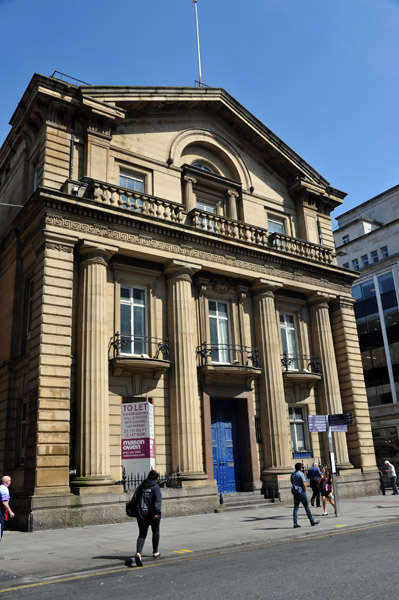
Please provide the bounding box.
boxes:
[1,520,398,600]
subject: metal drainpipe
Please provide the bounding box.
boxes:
[69,132,75,179]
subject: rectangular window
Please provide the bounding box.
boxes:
[342,234,350,244]
[342,262,350,269]
[197,199,217,231]
[268,217,285,234]
[209,300,231,363]
[280,313,299,370]
[120,171,145,193]
[352,258,360,271]
[289,406,308,452]
[120,286,147,355]
[371,250,379,263]
[120,171,145,211]
[381,246,389,259]
[361,254,369,268]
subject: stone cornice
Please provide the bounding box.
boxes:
[14,189,355,295]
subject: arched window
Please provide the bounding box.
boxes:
[192,161,214,174]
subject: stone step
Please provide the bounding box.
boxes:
[214,491,278,513]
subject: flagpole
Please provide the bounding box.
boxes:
[193,0,202,87]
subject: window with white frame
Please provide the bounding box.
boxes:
[371,250,379,264]
[381,246,389,259]
[352,258,360,271]
[342,234,350,245]
[197,199,217,231]
[361,254,369,268]
[268,217,285,234]
[343,262,350,269]
[120,171,145,211]
[289,406,308,453]
[120,286,147,355]
[209,300,231,363]
[280,313,299,369]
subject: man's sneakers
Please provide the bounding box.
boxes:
[311,520,320,526]
[293,523,301,528]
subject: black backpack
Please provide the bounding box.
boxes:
[126,496,138,518]
[139,487,154,517]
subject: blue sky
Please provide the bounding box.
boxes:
[0,0,397,224]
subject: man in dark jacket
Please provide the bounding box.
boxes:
[132,470,162,567]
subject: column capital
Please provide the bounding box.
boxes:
[164,259,201,282]
[77,241,118,267]
[225,188,239,199]
[183,175,197,185]
[251,278,282,297]
[307,292,335,308]
[330,295,356,312]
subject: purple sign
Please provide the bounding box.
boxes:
[308,415,327,432]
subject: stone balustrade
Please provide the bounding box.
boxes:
[268,232,335,264]
[80,179,335,264]
[88,180,185,224]
[190,209,269,247]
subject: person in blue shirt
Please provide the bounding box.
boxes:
[291,463,320,529]
[307,462,321,507]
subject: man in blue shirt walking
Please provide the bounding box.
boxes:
[291,463,320,529]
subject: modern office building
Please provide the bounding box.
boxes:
[334,185,399,467]
[0,74,378,530]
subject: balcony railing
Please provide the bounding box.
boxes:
[88,180,185,224]
[281,353,321,373]
[109,333,169,360]
[197,342,259,368]
[269,232,335,264]
[77,179,335,265]
[190,209,269,247]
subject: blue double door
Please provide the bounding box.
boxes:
[211,400,242,494]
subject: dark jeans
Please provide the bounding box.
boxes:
[391,476,398,495]
[136,515,161,555]
[310,479,320,506]
[293,491,315,525]
[0,511,4,540]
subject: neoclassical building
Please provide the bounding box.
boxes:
[0,74,378,530]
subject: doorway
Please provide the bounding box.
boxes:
[211,399,242,493]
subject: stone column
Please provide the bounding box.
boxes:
[165,259,207,482]
[251,279,292,479]
[73,242,116,489]
[308,293,353,469]
[183,175,197,212]
[330,297,377,472]
[226,189,239,220]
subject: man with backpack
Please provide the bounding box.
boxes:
[131,470,162,567]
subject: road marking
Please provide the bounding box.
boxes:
[173,549,193,554]
[332,524,346,528]
[1,520,398,594]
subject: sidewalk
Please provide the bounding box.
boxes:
[0,494,398,585]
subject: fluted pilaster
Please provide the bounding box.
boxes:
[251,279,292,475]
[74,243,115,486]
[308,294,352,469]
[330,297,377,472]
[165,259,206,480]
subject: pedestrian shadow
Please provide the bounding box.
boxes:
[242,515,288,522]
[92,554,133,566]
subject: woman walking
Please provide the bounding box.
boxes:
[320,466,335,516]
[132,470,162,567]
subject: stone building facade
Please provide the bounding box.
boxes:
[0,74,378,530]
[334,186,399,469]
